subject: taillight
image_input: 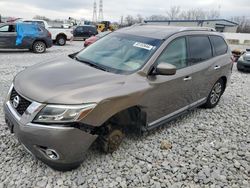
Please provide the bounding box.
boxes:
[48,32,52,38]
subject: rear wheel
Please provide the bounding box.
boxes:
[99,124,125,153]
[203,79,224,108]
[237,63,244,72]
[32,41,46,53]
[56,35,66,46]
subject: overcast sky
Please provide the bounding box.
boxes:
[0,0,249,21]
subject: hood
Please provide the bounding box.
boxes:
[14,57,127,104]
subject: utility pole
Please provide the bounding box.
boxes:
[98,0,104,22]
[92,1,97,23]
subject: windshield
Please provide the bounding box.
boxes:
[76,32,162,74]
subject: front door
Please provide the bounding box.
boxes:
[0,24,16,48]
[141,37,195,125]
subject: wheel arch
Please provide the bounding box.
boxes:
[56,33,67,40]
[100,105,146,134]
[220,76,227,93]
[32,39,48,48]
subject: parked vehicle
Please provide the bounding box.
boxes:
[97,21,115,33]
[19,19,73,46]
[73,25,98,40]
[4,25,232,171]
[237,49,250,72]
[84,31,111,47]
[0,23,52,53]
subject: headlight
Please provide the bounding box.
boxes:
[33,103,96,123]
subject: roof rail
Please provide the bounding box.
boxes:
[179,27,216,32]
[142,21,216,32]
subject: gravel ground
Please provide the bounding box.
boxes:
[0,42,249,188]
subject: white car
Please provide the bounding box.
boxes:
[18,19,74,46]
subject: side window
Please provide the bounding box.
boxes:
[83,27,89,32]
[37,21,45,28]
[188,36,213,64]
[90,27,96,33]
[76,27,83,32]
[156,37,188,69]
[8,25,16,32]
[0,25,10,32]
[210,36,228,56]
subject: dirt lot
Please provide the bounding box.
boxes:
[0,42,249,188]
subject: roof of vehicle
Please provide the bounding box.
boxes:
[19,19,45,22]
[117,24,218,40]
[77,25,96,27]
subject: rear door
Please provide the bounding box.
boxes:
[82,27,92,38]
[0,24,16,48]
[186,35,215,102]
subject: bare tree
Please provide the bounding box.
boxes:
[178,8,220,20]
[147,14,168,21]
[33,15,50,21]
[166,6,181,20]
[136,14,144,23]
[125,15,136,26]
[231,16,250,33]
[207,10,220,19]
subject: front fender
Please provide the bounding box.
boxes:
[80,92,144,127]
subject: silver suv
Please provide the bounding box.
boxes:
[4,24,233,171]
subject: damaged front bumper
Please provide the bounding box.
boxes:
[4,100,98,170]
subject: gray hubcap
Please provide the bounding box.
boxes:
[58,38,65,45]
[210,82,222,105]
[35,42,45,53]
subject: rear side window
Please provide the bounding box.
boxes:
[188,36,213,64]
[90,27,97,33]
[210,36,228,56]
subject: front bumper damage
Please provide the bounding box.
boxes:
[4,100,98,170]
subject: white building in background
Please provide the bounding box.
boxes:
[145,19,239,33]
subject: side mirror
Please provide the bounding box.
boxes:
[155,63,176,76]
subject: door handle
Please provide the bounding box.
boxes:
[183,76,192,81]
[214,65,221,70]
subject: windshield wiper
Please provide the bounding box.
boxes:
[74,56,109,72]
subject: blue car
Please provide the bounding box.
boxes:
[0,23,52,53]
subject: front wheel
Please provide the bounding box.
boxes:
[32,41,46,53]
[99,125,125,153]
[203,79,224,108]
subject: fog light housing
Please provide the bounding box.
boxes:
[38,146,60,160]
[45,149,60,160]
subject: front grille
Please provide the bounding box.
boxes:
[10,88,32,115]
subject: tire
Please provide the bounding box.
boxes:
[56,35,66,46]
[32,41,46,53]
[99,124,125,153]
[237,64,244,72]
[203,79,224,109]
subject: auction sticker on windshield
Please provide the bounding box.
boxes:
[133,42,154,51]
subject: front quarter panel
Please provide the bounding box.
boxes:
[80,75,150,126]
